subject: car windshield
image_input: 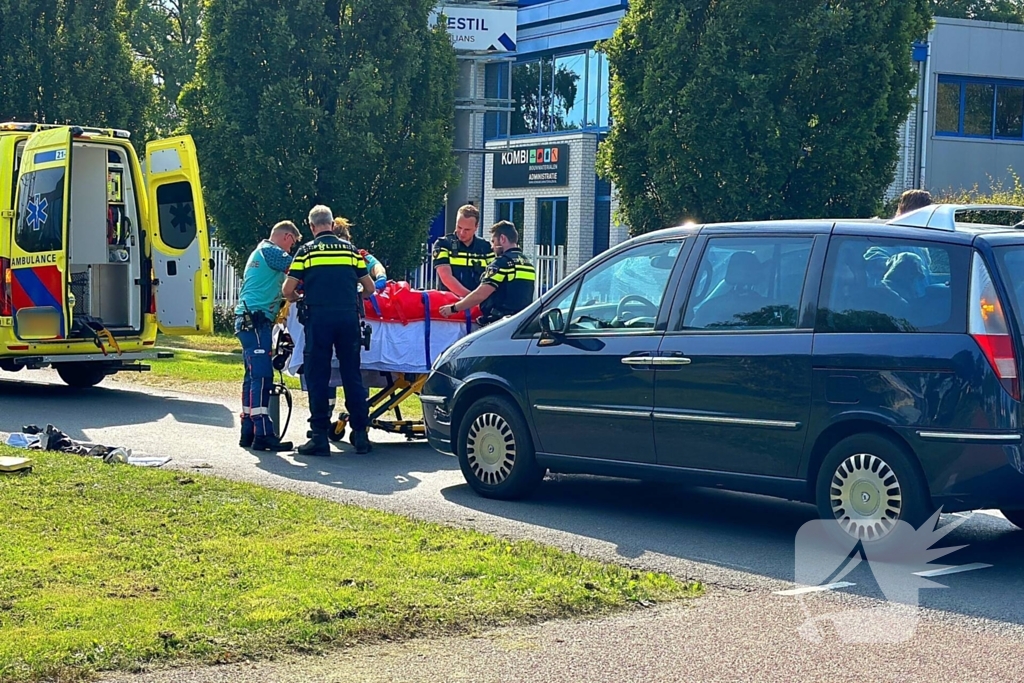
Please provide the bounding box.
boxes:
[993,245,1024,333]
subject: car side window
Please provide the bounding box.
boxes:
[816,236,968,333]
[566,241,680,333]
[681,236,813,330]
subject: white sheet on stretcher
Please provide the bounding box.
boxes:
[281,303,472,386]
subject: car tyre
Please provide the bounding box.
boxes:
[457,395,545,500]
[815,433,931,544]
[56,364,108,389]
[999,509,1024,530]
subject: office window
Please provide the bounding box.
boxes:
[510,49,613,136]
[485,62,510,140]
[495,199,524,232]
[936,76,1024,140]
[537,198,568,248]
[551,53,586,131]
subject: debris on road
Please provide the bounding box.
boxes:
[3,425,169,468]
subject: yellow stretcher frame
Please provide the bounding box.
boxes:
[330,371,428,441]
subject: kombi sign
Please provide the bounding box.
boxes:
[493,144,569,188]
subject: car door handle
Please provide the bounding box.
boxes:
[621,353,655,367]
[651,356,692,366]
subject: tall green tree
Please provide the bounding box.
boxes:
[182,0,458,272]
[598,0,933,235]
[130,0,205,132]
[934,0,1024,23]
[0,0,156,139]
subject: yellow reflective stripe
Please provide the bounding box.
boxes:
[304,254,362,267]
[434,248,451,259]
[289,260,306,272]
[485,271,508,283]
[512,268,536,281]
[448,256,472,266]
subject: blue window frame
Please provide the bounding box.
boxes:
[936,75,1024,141]
[508,49,611,137]
[537,197,569,247]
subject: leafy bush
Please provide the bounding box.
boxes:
[213,305,235,335]
[935,170,1024,226]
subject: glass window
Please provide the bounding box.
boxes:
[485,62,510,140]
[568,241,681,333]
[495,199,524,232]
[585,51,610,129]
[16,168,65,253]
[996,85,1024,138]
[936,80,961,134]
[816,237,969,334]
[511,61,542,135]
[156,181,198,250]
[964,82,995,136]
[537,198,568,248]
[681,237,813,331]
[550,53,586,131]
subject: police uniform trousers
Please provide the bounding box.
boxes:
[303,309,369,435]
[236,314,276,437]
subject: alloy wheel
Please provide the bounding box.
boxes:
[465,412,517,486]
[829,453,903,541]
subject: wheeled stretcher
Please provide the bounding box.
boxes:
[278,284,478,440]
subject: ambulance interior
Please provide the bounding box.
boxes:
[15,140,143,336]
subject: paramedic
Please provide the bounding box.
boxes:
[431,204,494,295]
[236,220,301,452]
[283,205,376,456]
[439,221,535,325]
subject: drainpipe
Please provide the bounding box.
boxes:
[916,37,933,191]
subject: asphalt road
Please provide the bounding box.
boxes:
[4,371,1024,680]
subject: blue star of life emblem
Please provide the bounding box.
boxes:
[27,194,48,231]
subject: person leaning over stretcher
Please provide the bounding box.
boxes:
[439,221,535,326]
[333,217,387,292]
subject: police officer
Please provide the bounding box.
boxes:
[431,204,494,295]
[235,220,300,452]
[439,221,535,325]
[283,205,377,456]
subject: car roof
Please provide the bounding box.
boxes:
[631,203,1024,246]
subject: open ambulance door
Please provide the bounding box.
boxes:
[145,135,213,336]
[9,128,73,340]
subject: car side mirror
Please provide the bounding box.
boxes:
[539,308,565,345]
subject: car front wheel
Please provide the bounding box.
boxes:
[56,363,108,389]
[457,395,545,500]
[816,434,931,543]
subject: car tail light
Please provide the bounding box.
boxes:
[969,252,1019,400]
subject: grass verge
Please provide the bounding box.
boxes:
[157,333,242,354]
[0,448,700,682]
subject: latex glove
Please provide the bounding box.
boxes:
[375,275,387,292]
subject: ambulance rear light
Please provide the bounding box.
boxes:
[0,260,11,316]
[0,122,34,132]
[969,252,1020,400]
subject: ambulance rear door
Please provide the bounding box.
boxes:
[145,135,213,335]
[9,128,72,340]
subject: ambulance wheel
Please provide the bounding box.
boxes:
[328,416,348,443]
[56,363,108,389]
[458,395,545,500]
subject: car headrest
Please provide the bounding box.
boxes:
[725,251,761,287]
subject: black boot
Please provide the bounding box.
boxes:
[351,429,372,455]
[239,417,255,448]
[251,435,293,452]
[297,434,331,457]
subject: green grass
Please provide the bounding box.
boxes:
[158,333,242,354]
[0,449,699,682]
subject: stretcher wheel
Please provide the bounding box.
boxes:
[329,415,348,442]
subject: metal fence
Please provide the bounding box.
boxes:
[211,238,242,309]
[405,242,567,299]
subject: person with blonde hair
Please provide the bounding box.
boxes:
[334,217,387,291]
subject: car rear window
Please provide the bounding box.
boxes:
[993,246,1024,333]
[817,236,969,333]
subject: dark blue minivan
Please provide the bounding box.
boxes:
[421,204,1024,541]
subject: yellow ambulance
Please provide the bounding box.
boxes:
[0,122,213,387]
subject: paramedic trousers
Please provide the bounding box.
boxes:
[304,311,368,436]
[236,315,276,438]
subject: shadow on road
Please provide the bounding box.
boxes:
[0,377,235,438]
[249,439,460,497]
[440,473,1024,627]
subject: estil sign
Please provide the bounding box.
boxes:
[493,144,569,189]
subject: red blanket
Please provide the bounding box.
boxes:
[363,281,481,324]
